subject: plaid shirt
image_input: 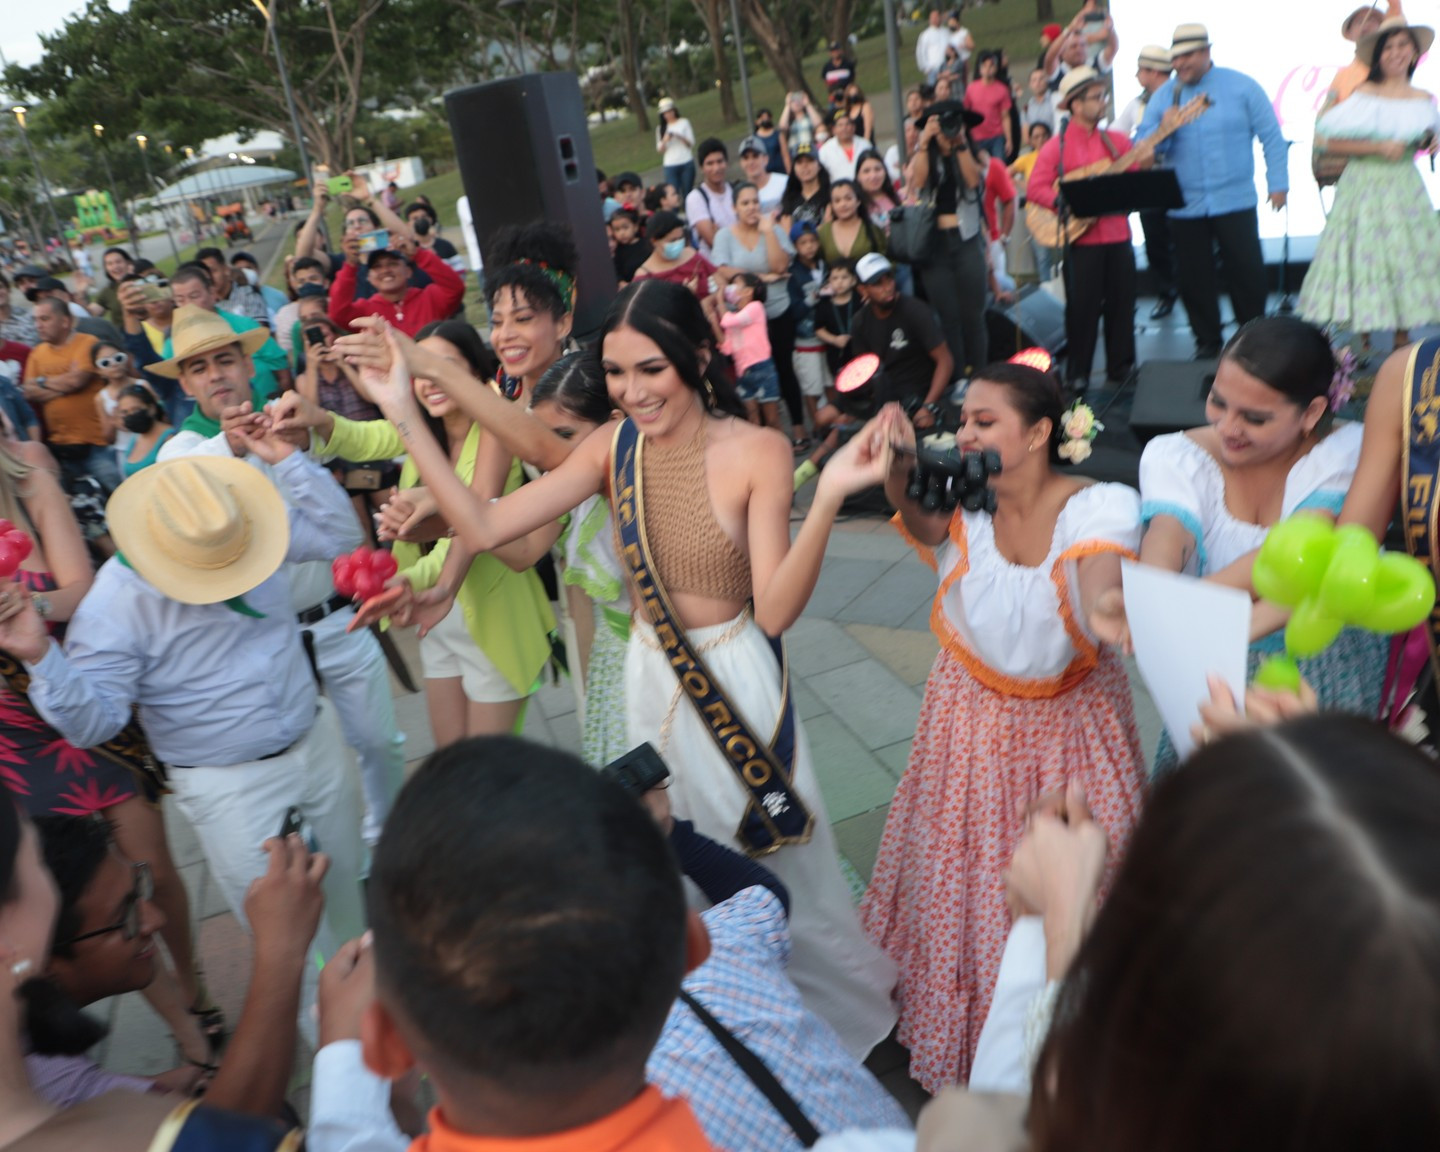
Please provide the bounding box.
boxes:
[648,886,909,1151]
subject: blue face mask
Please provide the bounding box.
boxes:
[662,238,686,260]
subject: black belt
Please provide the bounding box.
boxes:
[170,740,293,771]
[296,592,350,626]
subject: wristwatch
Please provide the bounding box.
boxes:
[34,376,48,391]
[31,594,50,620]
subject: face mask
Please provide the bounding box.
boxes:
[122,411,155,434]
[758,118,773,129]
[662,238,686,260]
[413,216,432,236]
[723,283,743,308]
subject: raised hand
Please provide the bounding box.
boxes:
[817,412,892,502]
[268,390,331,436]
[0,581,49,664]
[409,586,454,638]
[246,833,329,968]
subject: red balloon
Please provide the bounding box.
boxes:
[0,541,20,579]
[0,520,16,539]
[331,556,357,598]
[5,532,32,564]
[369,550,398,579]
[352,568,384,601]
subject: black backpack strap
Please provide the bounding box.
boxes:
[678,990,821,1147]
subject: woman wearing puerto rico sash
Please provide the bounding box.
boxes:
[1339,339,1440,743]
[334,279,898,1059]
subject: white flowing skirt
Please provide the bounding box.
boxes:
[627,611,898,1057]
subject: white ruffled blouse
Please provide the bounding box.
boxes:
[903,483,1141,695]
[1137,422,1363,577]
[1317,90,1440,143]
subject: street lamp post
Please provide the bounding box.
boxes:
[882,0,907,166]
[10,106,68,258]
[726,0,755,128]
[250,0,311,187]
[91,124,134,240]
[133,134,182,266]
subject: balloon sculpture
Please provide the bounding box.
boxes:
[1251,515,1436,692]
[0,520,34,577]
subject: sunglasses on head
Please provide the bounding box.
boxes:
[59,861,153,946]
[96,353,129,370]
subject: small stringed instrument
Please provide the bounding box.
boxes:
[1025,93,1212,248]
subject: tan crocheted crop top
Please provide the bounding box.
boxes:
[639,418,753,602]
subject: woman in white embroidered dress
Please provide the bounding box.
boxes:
[860,363,1147,1091]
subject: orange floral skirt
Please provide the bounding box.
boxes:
[859,644,1146,1091]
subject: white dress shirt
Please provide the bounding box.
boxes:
[818,135,874,183]
[25,450,361,766]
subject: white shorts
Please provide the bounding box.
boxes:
[793,348,831,398]
[420,598,527,703]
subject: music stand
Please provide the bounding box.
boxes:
[1060,169,1184,218]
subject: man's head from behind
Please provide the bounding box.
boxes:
[33,296,73,346]
[365,737,689,1128]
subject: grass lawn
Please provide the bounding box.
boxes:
[267,2,1086,322]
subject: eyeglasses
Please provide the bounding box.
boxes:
[59,862,153,945]
[96,353,129,369]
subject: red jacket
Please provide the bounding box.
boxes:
[329,246,466,336]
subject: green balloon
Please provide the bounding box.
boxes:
[1351,553,1437,634]
[1255,515,1335,606]
[1285,596,1345,658]
[1254,655,1302,693]
[1317,526,1379,619]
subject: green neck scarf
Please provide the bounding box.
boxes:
[180,407,221,440]
[115,552,265,618]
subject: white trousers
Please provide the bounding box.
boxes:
[167,699,365,1037]
[305,607,406,845]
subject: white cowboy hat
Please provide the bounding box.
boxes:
[1170,23,1211,56]
[107,456,289,605]
[1058,66,1106,109]
[1356,16,1436,66]
[149,305,269,379]
[1137,45,1172,72]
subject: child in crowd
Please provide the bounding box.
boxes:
[814,259,860,384]
[610,208,653,287]
[704,272,780,428]
[612,172,646,212]
[788,221,830,434]
[632,210,716,302]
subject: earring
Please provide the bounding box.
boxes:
[703,378,716,406]
[10,958,31,982]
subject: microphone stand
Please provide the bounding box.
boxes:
[1277,139,1294,314]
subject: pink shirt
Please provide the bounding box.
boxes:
[1027,120,1134,246]
[719,301,772,375]
[963,79,1013,140]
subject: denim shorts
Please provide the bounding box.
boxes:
[736,359,781,404]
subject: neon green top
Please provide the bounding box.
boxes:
[319,415,556,695]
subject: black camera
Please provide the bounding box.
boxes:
[602,742,671,795]
[937,110,967,138]
[906,432,1002,514]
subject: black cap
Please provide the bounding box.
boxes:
[828,39,845,50]
[918,99,985,132]
[365,248,409,268]
[613,170,643,190]
[34,277,67,293]
[15,264,46,280]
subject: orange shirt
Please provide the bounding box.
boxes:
[22,332,105,446]
[1334,0,1405,103]
[410,1087,714,1152]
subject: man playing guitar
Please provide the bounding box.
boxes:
[1027,66,1149,396]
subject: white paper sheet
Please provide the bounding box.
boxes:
[1122,560,1252,761]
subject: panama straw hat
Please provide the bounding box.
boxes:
[1138,44,1172,72]
[107,456,289,605]
[1357,16,1436,66]
[149,305,270,379]
[1170,23,1211,56]
[1058,66,1105,109]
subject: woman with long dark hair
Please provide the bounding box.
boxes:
[778,146,833,234]
[334,279,900,1058]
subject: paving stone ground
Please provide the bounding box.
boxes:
[92,511,1164,1122]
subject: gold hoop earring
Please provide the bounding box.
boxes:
[703,378,716,406]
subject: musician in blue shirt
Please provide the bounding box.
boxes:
[1137,23,1289,359]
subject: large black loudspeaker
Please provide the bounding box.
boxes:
[985,284,1068,363]
[445,73,614,338]
[1130,359,1218,443]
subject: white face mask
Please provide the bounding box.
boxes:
[242,268,259,287]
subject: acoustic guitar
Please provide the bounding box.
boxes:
[1025,93,1212,249]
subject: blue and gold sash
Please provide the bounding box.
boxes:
[1401,338,1440,679]
[610,418,813,855]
